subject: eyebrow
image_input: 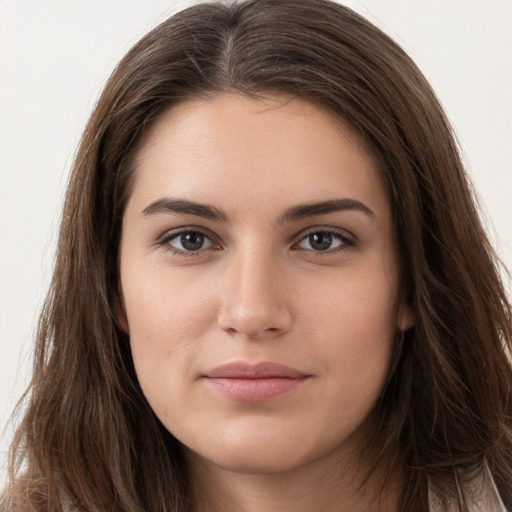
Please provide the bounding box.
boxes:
[142,198,231,222]
[277,198,375,223]
[141,197,374,223]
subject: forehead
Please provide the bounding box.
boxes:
[128,94,390,222]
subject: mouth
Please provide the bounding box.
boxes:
[202,361,311,402]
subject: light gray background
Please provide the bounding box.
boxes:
[1,0,511,488]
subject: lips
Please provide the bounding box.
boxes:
[203,361,311,402]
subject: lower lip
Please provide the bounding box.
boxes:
[204,377,308,402]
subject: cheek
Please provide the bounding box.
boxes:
[124,263,217,338]
[121,263,219,395]
[305,267,398,339]
[303,269,398,390]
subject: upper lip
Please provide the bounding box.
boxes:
[204,361,309,379]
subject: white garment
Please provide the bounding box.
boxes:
[429,461,507,512]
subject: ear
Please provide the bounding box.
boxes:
[114,297,130,335]
[397,300,415,332]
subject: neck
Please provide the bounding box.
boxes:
[186,445,402,512]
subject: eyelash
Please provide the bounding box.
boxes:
[156,226,356,258]
[295,227,355,254]
[157,227,219,258]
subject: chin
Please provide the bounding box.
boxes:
[185,427,351,478]
[220,449,304,475]
[182,426,314,475]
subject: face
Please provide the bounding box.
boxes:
[119,94,411,476]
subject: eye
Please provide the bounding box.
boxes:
[161,229,215,254]
[296,230,353,252]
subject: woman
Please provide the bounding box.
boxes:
[3,0,512,510]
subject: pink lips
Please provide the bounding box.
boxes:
[203,362,310,402]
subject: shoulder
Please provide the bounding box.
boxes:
[0,493,13,512]
[429,462,508,512]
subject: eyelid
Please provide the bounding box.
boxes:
[156,226,213,244]
[155,225,356,258]
[156,226,222,256]
[292,226,356,251]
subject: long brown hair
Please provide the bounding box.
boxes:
[5,1,512,510]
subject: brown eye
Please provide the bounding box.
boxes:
[297,230,351,252]
[168,231,213,252]
[308,232,333,251]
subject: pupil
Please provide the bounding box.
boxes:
[181,232,204,251]
[310,232,332,251]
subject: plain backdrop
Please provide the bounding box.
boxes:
[1,0,511,488]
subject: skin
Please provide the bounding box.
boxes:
[118,94,412,512]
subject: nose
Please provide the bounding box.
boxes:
[217,249,292,339]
